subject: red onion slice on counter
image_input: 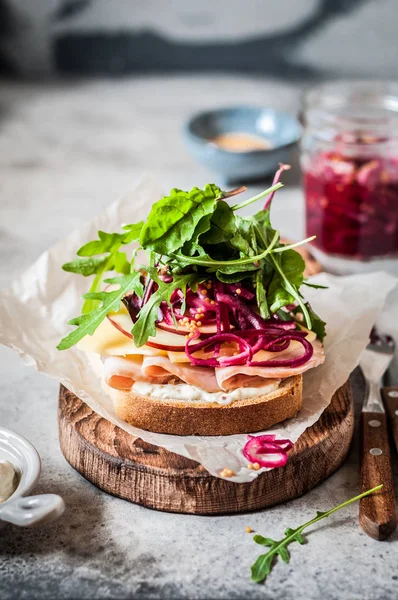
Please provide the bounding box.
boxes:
[243,434,294,468]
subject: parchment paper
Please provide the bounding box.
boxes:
[0,175,397,482]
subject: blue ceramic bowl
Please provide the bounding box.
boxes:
[184,106,302,182]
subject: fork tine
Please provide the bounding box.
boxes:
[368,327,395,354]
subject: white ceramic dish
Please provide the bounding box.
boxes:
[0,427,64,528]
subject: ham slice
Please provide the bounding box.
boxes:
[104,355,176,389]
[103,355,220,392]
[104,356,148,390]
[103,339,324,393]
[215,339,325,391]
[141,356,220,392]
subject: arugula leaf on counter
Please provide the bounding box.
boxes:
[57,273,143,351]
[250,485,383,584]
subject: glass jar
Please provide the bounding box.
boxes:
[301,81,398,274]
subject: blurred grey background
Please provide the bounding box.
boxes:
[0,0,397,274]
[0,0,397,79]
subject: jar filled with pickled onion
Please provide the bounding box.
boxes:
[301,81,398,274]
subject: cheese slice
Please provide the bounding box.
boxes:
[77,318,167,357]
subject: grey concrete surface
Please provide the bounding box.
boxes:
[0,77,397,600]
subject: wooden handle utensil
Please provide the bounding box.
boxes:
[360,411,397,540]
[382,386,398,453]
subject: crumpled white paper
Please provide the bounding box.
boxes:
[0,175,397,482]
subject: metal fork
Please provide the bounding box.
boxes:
[359,331,397,540]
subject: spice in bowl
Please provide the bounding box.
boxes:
[210,132,272,153]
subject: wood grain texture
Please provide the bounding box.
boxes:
[382,387,398,454]
[359,411,397,540]
[58,381,354,515]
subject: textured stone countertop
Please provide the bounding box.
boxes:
[0,77,397,600]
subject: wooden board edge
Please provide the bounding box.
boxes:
[58,381,354,514]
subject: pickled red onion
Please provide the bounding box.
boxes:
[243,434,293,468]
[185,332,253,367]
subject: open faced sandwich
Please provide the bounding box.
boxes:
[58,165,325,435]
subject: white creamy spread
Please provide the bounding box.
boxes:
[132,381,279,405]
[0,461,17,503]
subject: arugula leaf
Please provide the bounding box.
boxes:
[267,250,306,313]
[122,221,144,242]
[255,270,269,319]
[57,273,143,350]
[250,485,382,583]
[182,213,214,256]
[131,271,199,347]
[62,251,131,278]
[139,184,223,255]
[251,206,272,230]
[173,230,279,271]
[230,182,283,212]
[267,249,312,327]
[77,231,126,257]
[62,257,109,277]
[215,271,254,284]
[200,200,235,245]
[294,303,327,341]
[268,278,295,313]
[67,229,141,314]
[303,281,328,289]
[275,250,305,288]
[229,215,257,257]
[113,251,131,275]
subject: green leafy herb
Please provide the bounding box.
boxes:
[139,185,223,255]
[63,227,142,315]
[172,233,278,270]
[250,485,383,584]
[58,175,326,351]
[131,270,199,347]
[230,215,257,257]
[230,182,283,211]
[200,200,235,245]
[303,281,328,290]
[122,221,145,241]
[255,269,269,319]
[293,303,327,342]
[62,256,110,277]
[57,273,143,350]
[77,231,126,257]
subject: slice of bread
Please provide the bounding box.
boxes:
[107,375,302,436]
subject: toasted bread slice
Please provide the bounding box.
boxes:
[106,375,302,436]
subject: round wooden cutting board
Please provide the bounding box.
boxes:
[58,381,354,515]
